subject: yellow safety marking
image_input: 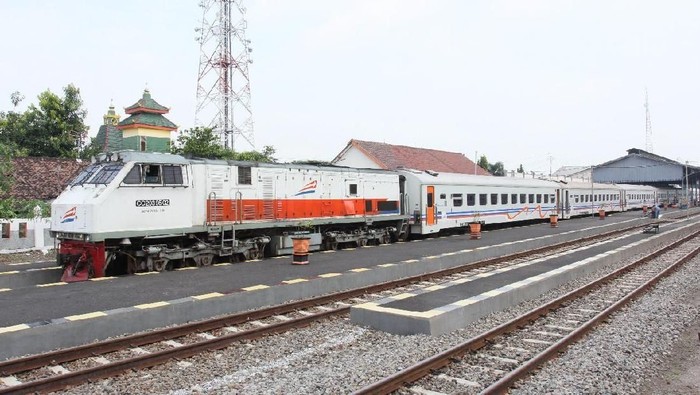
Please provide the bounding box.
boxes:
[402,259,419,263]
[0,288,10,292]
[377,263,396,268]
[451,278,472,284]
[349,268,371,272]
[37,282,67,287]
[475,272,494,278]
[457,249,472,253]
[425,255,439,260]
[0,324,30,334]
[193,292,224,300]
[242,284,269,291]
[8,262,31,266]
[213,262,232,266]
[272,256,285,259]
[354,303,443,318]
[424,285,446,291]
[135,272,159,275]
[282,278,308,284]
[89,276,117,281]
[0,271,19,275]
[441,252,456,257]
[175,267,197,271]
[390,293,415,300]
[135,301,170,309]
[321,250,336,253]
[452,299,477,307]
[65,311,108,321]
[318,273,342,278]
[482,289,503,297]
[344,248,357,251]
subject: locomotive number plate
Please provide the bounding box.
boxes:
[135,199,171,207]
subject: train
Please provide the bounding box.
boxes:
[50,151,658,282]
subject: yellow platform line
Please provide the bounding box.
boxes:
[282,278,308,284]
[318,273,342,278]
[135,301,170,309]
[37,282,67,287]
[193,292,224,300]
[0,324,30,334]
[65,311,108,321]
[242,284,269,291]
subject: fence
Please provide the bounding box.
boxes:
[0,217,54,253]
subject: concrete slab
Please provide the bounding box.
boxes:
[350,220,699,335]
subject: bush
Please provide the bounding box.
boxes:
[0,198,50,220]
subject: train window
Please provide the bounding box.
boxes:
[574,196,579,203]
[440,193,446,199]
[163,165,184,185]
[1,223,8,239]
[238,167,252,185]
[365,200,373,212]
[479,194,487,206]
[544,194,549,204]
[519,194,526,204]
[501,194,509,204]
[427,192,434,207]
[467,194,475,206]
[123,166,141,184]
[536,194,542,203]
[143,165,162,184]
[511,194,517,204]
[550,194,555,202]
[528,194,534,204]
[490,194,498,205]
[90,163,125,185]
[349,183,357,195]
[452,193,463,207]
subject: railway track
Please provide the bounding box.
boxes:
[354,229,700,394]
[0,222,674,394]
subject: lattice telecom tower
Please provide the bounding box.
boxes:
[195,0,254,151]
[644,88,653,153]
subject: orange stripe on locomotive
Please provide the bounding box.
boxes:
[206,198,397,222]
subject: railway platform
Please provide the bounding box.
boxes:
[350,218,698,335]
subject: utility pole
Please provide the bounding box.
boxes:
[195,0,255,151]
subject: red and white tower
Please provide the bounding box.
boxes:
[195,0,254,150]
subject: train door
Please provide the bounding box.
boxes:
[426,186,436,225]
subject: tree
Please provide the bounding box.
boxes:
[172,127,277,163]
[235,145,277,163]
[0,85,89,158]
[517,164,525,173]
[488,161,505,176]
[477,155,489,171]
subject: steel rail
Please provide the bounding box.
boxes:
[0,223,642,378]
[353,229,700,394]
[482,242,700,394]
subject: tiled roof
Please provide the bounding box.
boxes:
[338,139,491,176]
[124,89,169,114]
[4,157,89,200]
[94,124,124,152]
[117,112,177,130]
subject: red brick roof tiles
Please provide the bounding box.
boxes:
[344,139,491,176]
[5,157,89,200]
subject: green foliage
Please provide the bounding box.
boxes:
[0,142,16,196]
[0,85,89,158]
[477,155,489,171]
[488,161,505,176]
[79,137,103,160]
[172,127,277,162]
[0,198,50,220]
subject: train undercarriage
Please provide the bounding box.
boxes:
[58,220,407,282]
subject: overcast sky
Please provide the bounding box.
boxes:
[1,0,699,171]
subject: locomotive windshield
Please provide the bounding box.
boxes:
[70,163,125,186]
